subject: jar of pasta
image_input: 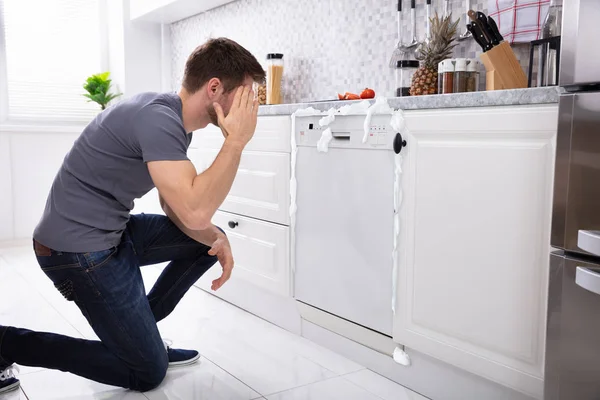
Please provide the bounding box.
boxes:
[266,53,284,105]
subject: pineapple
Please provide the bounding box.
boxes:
[409,13,460,96]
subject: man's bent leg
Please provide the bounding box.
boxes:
[0,240,169,391]
[127,214,219,322]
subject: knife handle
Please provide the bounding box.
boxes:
[469,22,493,52]
[468,9,478,22]
[426,0,432,4]
[476,11,499,45]
[397,0,402,12]
[411,0,416,9]
[487,16,504,42]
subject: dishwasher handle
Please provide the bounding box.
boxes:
[394,133,407,154]
[331,131,351,140]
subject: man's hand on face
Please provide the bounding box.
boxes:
[213,85,259,149]
[208,233,234,291]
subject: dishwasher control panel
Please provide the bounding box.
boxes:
[296,114,396,150]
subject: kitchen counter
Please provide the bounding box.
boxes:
[257,87,560,116]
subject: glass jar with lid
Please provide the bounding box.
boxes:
[266,53,284,105]
[395,60,419,97]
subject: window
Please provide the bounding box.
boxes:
[0,0,106,123]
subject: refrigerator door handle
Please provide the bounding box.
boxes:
[576,267,600,296]
[578,230,600,256]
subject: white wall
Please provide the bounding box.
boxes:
[0,0,165,243]
[0,129,79,242]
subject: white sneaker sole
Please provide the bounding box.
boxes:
[168,353,201,368]
[0,381,20,394]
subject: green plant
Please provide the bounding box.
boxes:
[83,72,122,110]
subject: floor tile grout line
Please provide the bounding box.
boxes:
[255,373,347,399]
[20,386,30,400]
[196,353,266,398]
[339,369,432,400]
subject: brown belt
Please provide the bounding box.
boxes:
[33,239,53,256]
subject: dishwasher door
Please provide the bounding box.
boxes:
[294,131,395,336]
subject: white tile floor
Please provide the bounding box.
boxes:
[0,245,429,400]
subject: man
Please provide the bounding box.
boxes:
[0,37,265,393]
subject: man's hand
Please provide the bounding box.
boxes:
[208,233,234,291]
[213,85,259,149]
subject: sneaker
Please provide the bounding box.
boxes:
[0,365,20,395]
[163,340,200,368]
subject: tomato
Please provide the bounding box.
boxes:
[360,88,376,99]
[338,93,345,100]
[346,93,360,100]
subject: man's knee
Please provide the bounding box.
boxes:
[132,353,168,392]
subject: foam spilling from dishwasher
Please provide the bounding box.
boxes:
[390,109,407,315]
[317,128,333,152]
[319,108,336,127]
[290,107,324,273]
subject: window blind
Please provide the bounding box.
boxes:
[1,0,103,122]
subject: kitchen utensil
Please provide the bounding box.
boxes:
[425,0,432,43]
[469,21,493,52]
[389,0,408,68]
[443,0,450,18]
[476,11,499,46]
[468,10,494,48]
[406,0,419,48]
[458,0,472,40]
[487,16,504,43]
[479,41,528,90]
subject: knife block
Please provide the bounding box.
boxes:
[479,42,527,91]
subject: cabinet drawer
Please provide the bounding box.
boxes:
[190,115,291,153]
[188,148,290,225]
[210,211,290,297]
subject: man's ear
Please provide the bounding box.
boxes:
[206,78,222,98]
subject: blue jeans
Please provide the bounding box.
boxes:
[0,214,219,391]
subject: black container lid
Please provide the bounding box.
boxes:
[396,60,419,68]
[267,53,284,59]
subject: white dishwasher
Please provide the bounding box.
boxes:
[294,114,404,336]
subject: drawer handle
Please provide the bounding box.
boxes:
[228,221,239,229]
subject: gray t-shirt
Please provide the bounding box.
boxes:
[34,92,193,253]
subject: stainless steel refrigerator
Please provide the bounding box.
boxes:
[544,1,600,399]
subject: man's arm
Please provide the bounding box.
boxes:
[160,194,234,291]
[148,85,258,231]
[159,194,220,246]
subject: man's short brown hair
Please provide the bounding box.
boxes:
[182,38,265,94]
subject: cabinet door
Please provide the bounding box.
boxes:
[394,105,557,399]
[188,148,290,225]
[197,210,290,297]
[190,115,291,153]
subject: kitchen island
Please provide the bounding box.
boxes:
[183,87,559,400]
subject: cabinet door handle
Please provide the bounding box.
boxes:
[394,132,407,154]
[576,267,600,296]
[578,230,600,256]
[228,221,239,229]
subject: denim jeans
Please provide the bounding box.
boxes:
[0,214,219,391]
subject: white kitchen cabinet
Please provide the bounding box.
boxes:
[188,148,290,225]
[394,104,558,399]
[189,116,291,153]
[202,210,290,296]
[189,116,295,329]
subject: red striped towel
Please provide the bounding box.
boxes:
[488,0,550,43]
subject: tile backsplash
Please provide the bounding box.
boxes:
[171,0,533,103]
